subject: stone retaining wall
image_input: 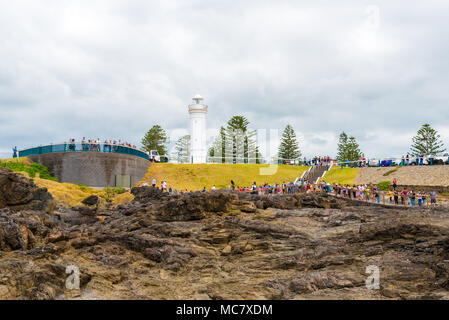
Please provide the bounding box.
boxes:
[29,152,150,187]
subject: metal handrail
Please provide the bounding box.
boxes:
[18,141,142,152]
[19,142,150,161]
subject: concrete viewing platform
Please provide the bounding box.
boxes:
[19,143,150,188]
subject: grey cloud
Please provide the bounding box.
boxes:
[1,0,449,159]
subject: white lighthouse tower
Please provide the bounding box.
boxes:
[188,94,208,163]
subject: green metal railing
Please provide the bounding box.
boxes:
[19,143,150,161]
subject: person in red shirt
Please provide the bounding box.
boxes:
[392,178,398,191]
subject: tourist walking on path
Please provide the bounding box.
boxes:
[151,178,156,187]
[392,178,397,191]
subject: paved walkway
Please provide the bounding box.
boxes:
[325,191,442,209]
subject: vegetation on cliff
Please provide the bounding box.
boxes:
[0,158,133,207]
[0,158,58,181]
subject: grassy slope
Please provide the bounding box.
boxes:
[321,167,359,185]
[141,163,309,191]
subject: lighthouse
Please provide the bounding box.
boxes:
[188,95,208,163]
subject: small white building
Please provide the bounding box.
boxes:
[188,95,208,163]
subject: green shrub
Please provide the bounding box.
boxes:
[377,181,392,191]
[0,161,58,181]
[77,184,93,192]
[383,167,399,177]
[101,187,128,201]
[104,187,126,194]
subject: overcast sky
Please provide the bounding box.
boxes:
[1,0,448,159]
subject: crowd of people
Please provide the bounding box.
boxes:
[65,138,138,153]
[143,176,440,208]
[338,153,449,168]
[302,156,332,166]
[229,179,303,195]
[142,178,191,195]
[317,180,438,207]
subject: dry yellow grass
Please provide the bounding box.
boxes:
[111,192,134,206]
[33,177,104,207]
[0,157,31,164]
[34,178,135,207]
[141,163,309,191]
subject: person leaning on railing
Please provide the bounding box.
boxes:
[430,191,437,206]
[374,186,380,203]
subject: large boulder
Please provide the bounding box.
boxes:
[81,195,99,206]
[131,186,166,203]
[150,191,239,221]
[0,168,55,212]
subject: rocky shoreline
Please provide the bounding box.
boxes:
[1,167,449,300]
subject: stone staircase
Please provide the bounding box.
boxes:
[301,165,328,184]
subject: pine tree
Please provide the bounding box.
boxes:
[336,132,362,162]
[336,132,349,162]
[225,116,248,163]
[141,125,168,155]
[173,135,190,163]
[410,123,446,156]
[278,124,301,162]
[209,116,262,164]
[209,126,227,163]
[346,136,362,161]
[226,116,250,133]
[222,116,261,163]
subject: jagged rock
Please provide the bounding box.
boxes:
[1,175,449,300]
[222,245,232,255]
[71,206,97,216]
[147,191,238,221]
[131,186,166,203]
[289,272,358,293]
[0,168,55,212]
[81,195,99,206]
[230,200,257,213]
